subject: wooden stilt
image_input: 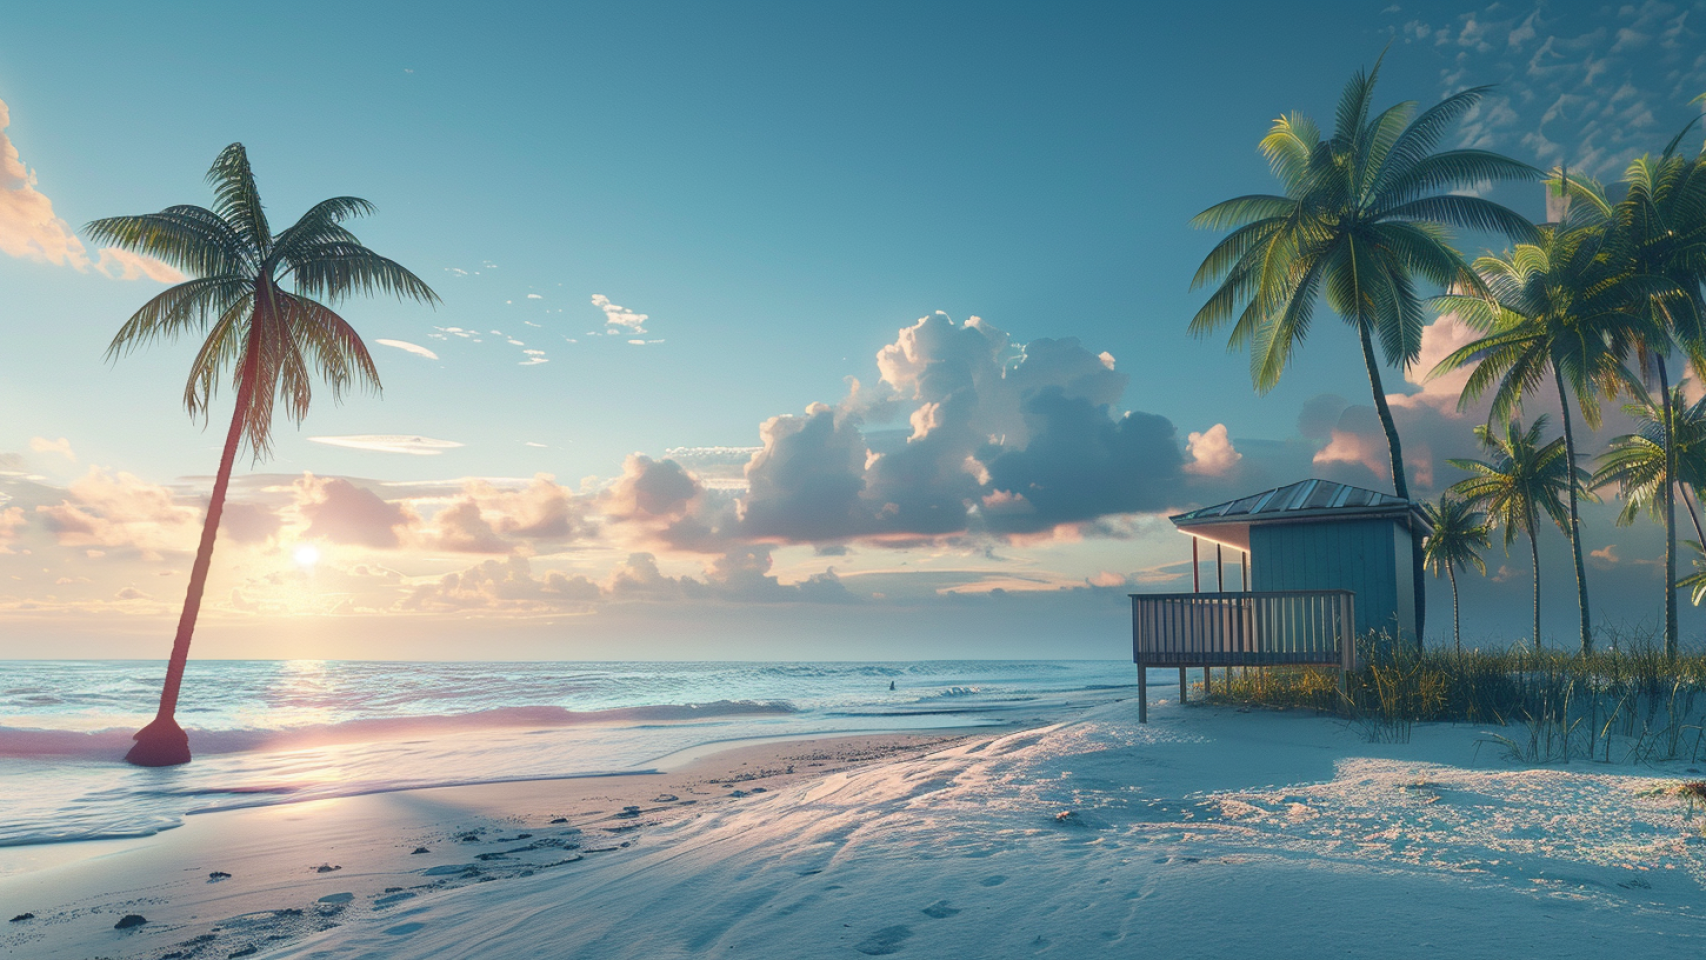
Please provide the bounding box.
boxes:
[1192,537,1200,594]
[1137,664,1147,723]
[1216,543,1224,592]
[1179,666,1188,704]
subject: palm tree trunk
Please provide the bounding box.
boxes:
[125,351,256,766]
[1659,359,1679,660]
[1448,563,1461,654]
[1682,483,1705,544]
[1552,367,1592,655]
[1528,515,1542,652]
[1356,323,1425,649]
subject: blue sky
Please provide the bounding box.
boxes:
[3,1,1706,658]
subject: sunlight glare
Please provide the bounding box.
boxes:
[293,544,321,569]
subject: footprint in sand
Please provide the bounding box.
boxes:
[316,893,354,905]
[855,925,913,956]
[921,901,960,919]
[979,876,1007,887]
[385,922,426,936]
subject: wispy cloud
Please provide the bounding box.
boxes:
[0,99,183,283]
[374,339,440,360]
[307,435,465,456]
[28,437,75,462]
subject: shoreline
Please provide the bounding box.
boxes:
[0,726,1009,960]
[9,695,1704,959]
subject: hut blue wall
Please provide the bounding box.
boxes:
[1249,518,1414,639]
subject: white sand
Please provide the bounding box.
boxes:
[5,700,1705,959]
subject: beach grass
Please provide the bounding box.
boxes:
[1202,631,1706,762]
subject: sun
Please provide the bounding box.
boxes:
[292,544,321,569]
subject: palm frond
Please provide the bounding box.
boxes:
[206,143,272,256]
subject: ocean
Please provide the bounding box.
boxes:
[0,660,1142,848]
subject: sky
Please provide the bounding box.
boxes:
[4,0,1706,660]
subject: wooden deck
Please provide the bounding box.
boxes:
[1130,590,1356,722]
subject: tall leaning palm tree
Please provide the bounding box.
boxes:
[86,143,438,766]
[1448,417,1579,651]
[1420,495,1490,654]
[1190,54,1539,647]
[1429,206,1659,654]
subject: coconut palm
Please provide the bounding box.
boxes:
[1593,385,1706,544]
[1190,54,1539,646]
[1420,495,1490,653]
[1429,206,1662,654]
[1447,417,1581,650]
[86,143,438,766]
[1555,129,1706,657]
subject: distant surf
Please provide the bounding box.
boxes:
[0,701,797,760]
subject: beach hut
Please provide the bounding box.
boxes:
[1128,479,1432,721]
[1171,478,1431,640]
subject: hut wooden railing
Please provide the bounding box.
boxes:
[1129,590,1356,722]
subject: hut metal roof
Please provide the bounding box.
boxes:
[1169,479,1430,551]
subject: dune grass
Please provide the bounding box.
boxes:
[1200,631,1706,763]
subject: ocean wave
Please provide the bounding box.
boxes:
[0,700,797,760]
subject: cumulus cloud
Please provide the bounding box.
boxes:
[1184,423,1241,476]
[1388,312,1482,417]
[479,474,586,542]
[425,498,512,554]
[702,545,855,603]
[34,469,200,559]
[605,551,701,601]
[605,455,701,520]
[402,556,602,613]
[307,435,464,456]
[374,339,440,360]
[727,313,1207,544]
[0,99,182,282]
[296,474,415,549]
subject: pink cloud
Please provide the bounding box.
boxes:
[34,468,200,560]
[28,437,75,462]
[295,474,415,549]
[1388,312,1482,418]
[1183,423,1241,476]
[427,498,512,554]
[0,505,24,551]
[0,99,182,283]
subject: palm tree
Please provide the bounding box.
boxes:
[1420,495,1490,653]
[1190,54,1539,647]
[1593,384,1706,545]
[86,144,438,766]
[1429,207,1660,654]
[1447,417,1580,650]
[1556,129,1706,658]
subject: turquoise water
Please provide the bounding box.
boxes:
[0,660,1141,846]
